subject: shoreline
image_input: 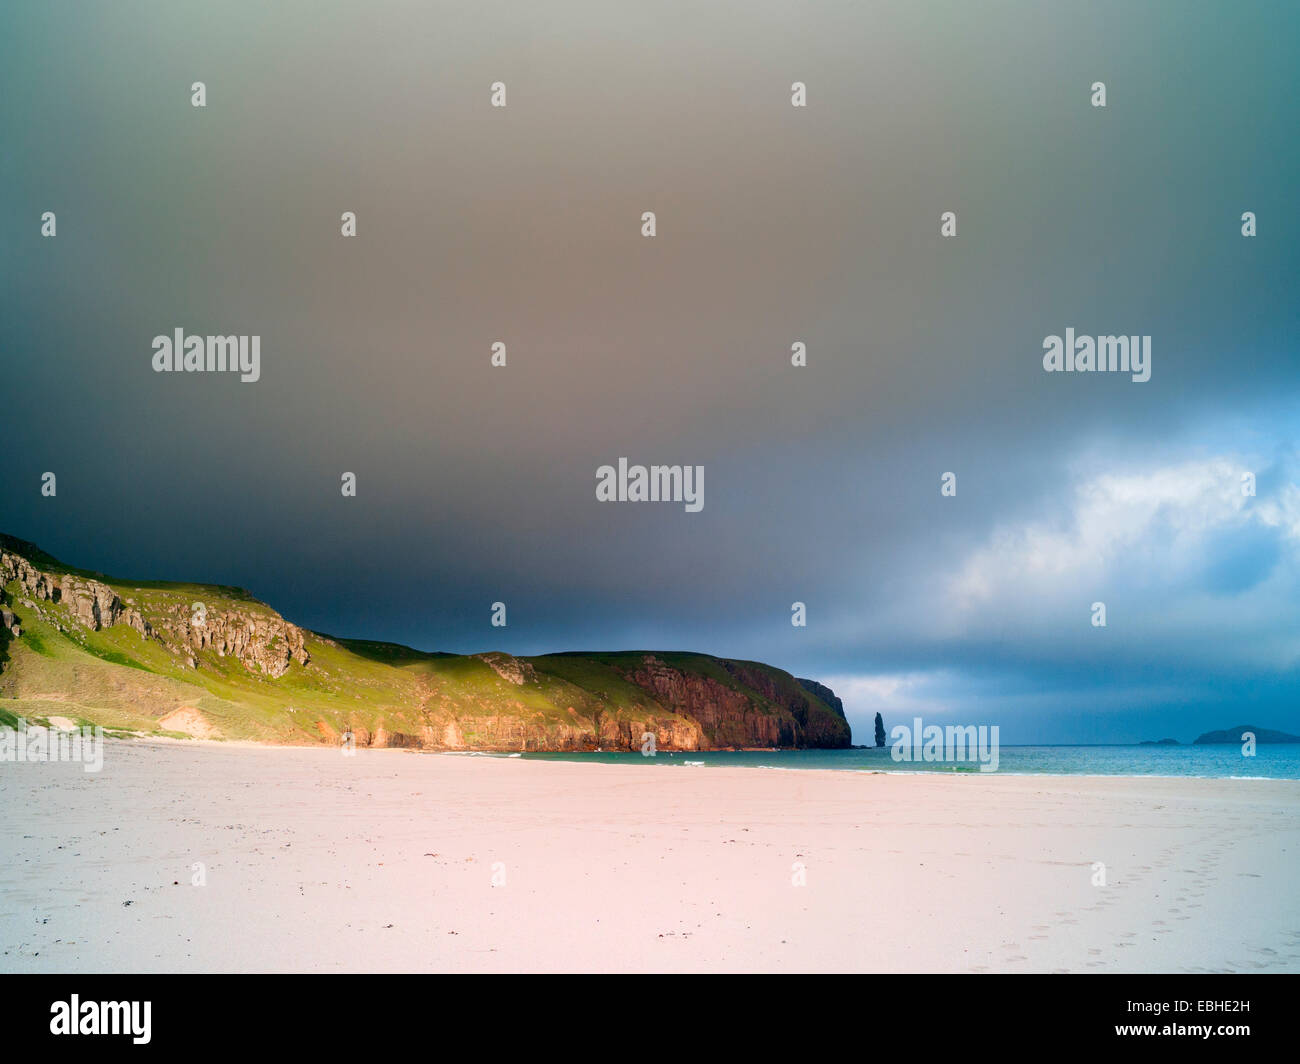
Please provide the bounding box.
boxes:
[100,736,1300,782]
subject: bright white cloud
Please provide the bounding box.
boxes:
[945,455,1299,640]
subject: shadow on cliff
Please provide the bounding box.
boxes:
[0,589,12,672]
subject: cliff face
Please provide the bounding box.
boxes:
[627,656,786,746]
[2,547,152,637]
[612,656,848,748]
[402,708,706,754]
[4,549,97,627]
[158,603,309,678]
[795,677,844,717]
[0,535,851,751]
[1,544,307,678]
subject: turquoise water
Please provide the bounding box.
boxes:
[516,744,1300,779]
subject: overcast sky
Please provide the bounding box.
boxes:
[3,1,1297,742]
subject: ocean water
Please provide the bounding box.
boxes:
[516,744,1300,779]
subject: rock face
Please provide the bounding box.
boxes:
[796,677,845,717]
[413,711,705,754]
[475,652,537,685]
[624,655,850,749]
[0,542,306,677]
[1,548,152,637]
[1,548,61,606]
[58,574,122,630]
[161,606,308,678]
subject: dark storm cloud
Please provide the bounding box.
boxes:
[2,1,1297,741]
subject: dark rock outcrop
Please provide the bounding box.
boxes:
[619,656,850,749]
[1,544,306,677]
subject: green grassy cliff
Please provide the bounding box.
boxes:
[0,535,850,751]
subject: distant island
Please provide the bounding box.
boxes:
[1192,725,1300,745]
[1141,726,1300,746]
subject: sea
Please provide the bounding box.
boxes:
[515,744,1300,779]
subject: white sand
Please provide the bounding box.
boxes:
[2,740,1298,973]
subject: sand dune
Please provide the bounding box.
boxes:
[1,740,1297,973]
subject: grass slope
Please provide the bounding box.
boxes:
[0,536,850,750]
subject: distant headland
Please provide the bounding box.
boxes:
[1192,725,1300,745]
[0,534,850,752]
[1140,726,1300,746]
